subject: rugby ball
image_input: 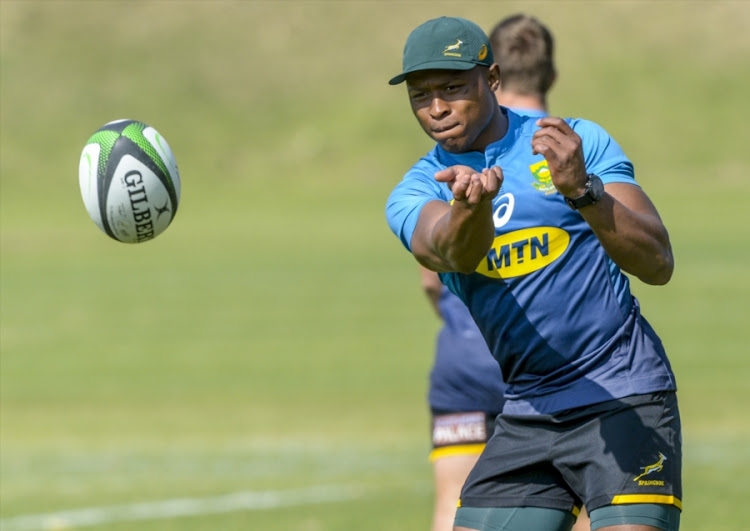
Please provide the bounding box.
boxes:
[78,119,181,243]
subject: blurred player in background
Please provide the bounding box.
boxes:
[423,14,588,531]
[391,14,681,531]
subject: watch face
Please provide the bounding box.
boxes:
[565,175,603,210]
[589,174,604,200]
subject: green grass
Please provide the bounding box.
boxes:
[2,1,749,530]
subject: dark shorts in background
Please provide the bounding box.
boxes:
[459,392,682,513]
[429,410,499,462]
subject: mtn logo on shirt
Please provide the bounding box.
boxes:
[475,227,569,278]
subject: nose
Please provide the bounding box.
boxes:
[429,97,450,119]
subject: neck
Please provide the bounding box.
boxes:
[494,91,547,112]
[481,104,509,152]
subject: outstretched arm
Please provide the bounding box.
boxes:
[532,117,674,285]
[411,165,503,274]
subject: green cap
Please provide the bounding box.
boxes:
[389,16,494,85]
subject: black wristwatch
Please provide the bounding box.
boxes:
[564,174,604,210]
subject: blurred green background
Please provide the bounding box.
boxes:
[1,1,748,529]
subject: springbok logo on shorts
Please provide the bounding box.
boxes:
[443,39,463,57]
[634,452,667,482]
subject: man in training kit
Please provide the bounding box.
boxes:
[421,14,588,531]
[386,15,681,531]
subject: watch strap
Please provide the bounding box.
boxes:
[564,174,603,210]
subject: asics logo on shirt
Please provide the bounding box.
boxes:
[492,193,514,228]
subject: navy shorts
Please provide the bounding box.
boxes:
[429,410,499,462]
[459,392,682,513]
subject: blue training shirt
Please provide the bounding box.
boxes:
[387,107,677,415]
[428,108,548,415]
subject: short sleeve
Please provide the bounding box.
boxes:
[569,118,638,186]
[385,164,448,252]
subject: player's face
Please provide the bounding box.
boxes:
[406,66,500,154]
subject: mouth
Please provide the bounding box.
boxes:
[431,123,459,135]
[430,123,463,144]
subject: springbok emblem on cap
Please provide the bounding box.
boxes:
[443,39,463,56]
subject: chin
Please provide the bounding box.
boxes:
[434,130,475,153]
[438,139,468,154]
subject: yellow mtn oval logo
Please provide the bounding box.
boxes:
[476,227,570,279]
[478,44,488,61]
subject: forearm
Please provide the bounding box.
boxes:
[530,118,673,285]
[580,191,674,285]
[432,201,495,273]
[411,165,502,274]
[413,199,495,274]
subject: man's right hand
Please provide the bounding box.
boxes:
[435,165,503,206]
[410,165,503,274]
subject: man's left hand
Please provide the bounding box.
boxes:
[531,117,589,198]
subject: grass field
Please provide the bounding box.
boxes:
[1,1,749,530]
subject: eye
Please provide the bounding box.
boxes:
[444,83,465,94]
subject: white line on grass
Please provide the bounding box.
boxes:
[0,484,364,531]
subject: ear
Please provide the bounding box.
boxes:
[487,64,501,92]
